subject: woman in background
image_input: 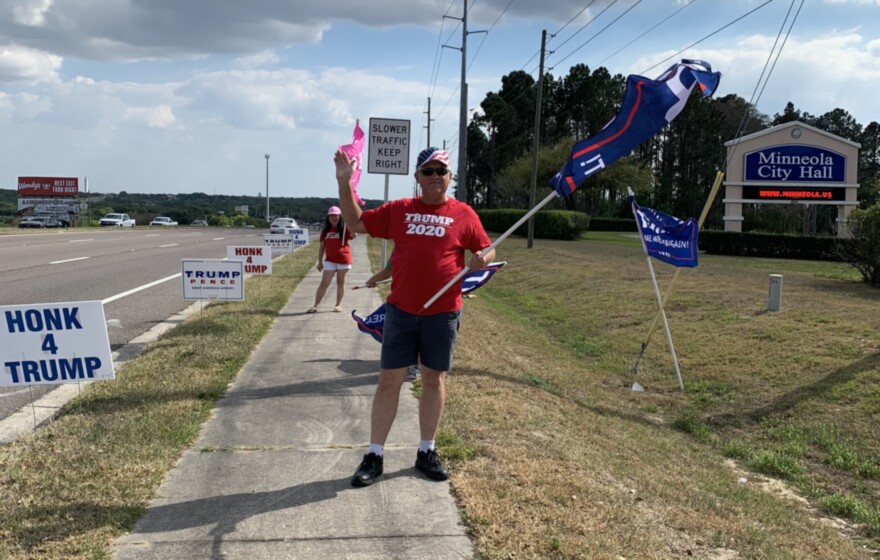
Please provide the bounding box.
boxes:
[307,206,355,313]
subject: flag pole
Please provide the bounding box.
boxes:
[643,241,684,392]
[630,171,725,380]
[629,187,684,392]
[423,190,558,310]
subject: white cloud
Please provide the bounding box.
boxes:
[124,104,176,129]
[233,49,280,69]
[0,44,61,83]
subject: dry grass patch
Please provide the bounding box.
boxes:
[442,235,878,559]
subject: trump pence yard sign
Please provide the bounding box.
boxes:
[1,301,115,387]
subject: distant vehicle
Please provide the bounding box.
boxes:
[270,217,298,234]
[99,213,136,227]
[19,216,62,229]
[149,216,178,227]
[191,220,209,227]
[35,212,71,228]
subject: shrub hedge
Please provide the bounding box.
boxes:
[699,230,853,262]
[477,209,590,240]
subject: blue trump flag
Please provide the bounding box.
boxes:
[352,304,385,343]
[550,60,720,196]
[631,196,698,268]
[352,263,507,343]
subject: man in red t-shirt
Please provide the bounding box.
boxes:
[334,146,495,487]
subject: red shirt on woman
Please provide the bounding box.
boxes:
[320,226,355,264]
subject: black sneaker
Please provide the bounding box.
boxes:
[351,452,383,487]
[415,449,449,481]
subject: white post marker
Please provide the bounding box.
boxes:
[768,274,783,312]
[227,246,272,275]
[182,259,244,301]
[1,301,115,387]
[368,117,411,264]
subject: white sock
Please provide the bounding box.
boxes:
[367,443,384,457]
[419,440,435,453]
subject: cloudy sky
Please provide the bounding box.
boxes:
[1,0,878,203]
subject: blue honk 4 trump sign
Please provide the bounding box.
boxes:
[1,301,115,387]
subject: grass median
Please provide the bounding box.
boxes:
[0,243,318,559]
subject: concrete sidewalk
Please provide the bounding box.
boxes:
[115,236,473,559]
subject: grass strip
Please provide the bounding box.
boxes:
[0,244,317,559]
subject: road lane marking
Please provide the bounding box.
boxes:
[50,256,90,264]
[159,243,179,248]
[102,273,181,305]
[69,239,95,243]
[212,237,225,241]
[144,234,160,237]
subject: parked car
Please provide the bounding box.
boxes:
[269,217,298,234]
[99,213,136,227]
[35,212,71,227]
[149,216,178,227]
[191,220,209,227]
[19,216,62,229]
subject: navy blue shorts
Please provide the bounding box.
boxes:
[381,303,461,372]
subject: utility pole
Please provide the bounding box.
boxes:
[444,0,485,202]
[527,30,548,249]
[424,97,435,148]
[264,154,270,221]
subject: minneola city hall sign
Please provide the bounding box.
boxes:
[722,120,860,237]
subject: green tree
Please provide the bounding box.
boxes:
[843,204,880,286]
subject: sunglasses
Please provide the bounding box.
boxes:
[419,167,450,176]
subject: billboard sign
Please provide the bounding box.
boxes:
[18,177,79,197]
[16,197,78,217]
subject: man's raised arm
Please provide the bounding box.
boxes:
[334,150,368,234]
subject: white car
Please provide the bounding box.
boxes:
[99,213,136,227]
[270,217,298,234]
[149,216,178,227]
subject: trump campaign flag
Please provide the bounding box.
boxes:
[631,196,698,268]
[352,304,385,343]
[339,120,366,206]
[550,60,720,196]
[354,263,507,342]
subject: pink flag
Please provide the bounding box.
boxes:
[338,120,366,206]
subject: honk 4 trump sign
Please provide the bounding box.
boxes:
[1,301,115,387]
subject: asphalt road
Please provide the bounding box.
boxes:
[0,226,276,423]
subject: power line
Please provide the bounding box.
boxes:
[640,0,778,76]
[467,0,515,72]
[546,0,619,57]
[550,0,644,70]
[595,0,699,68]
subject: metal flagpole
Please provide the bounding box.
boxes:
[630,171,725,381]
[629,187,684,392]
[423,190,557,310]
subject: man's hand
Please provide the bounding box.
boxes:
[467,250,488,270]
[317,261,324,272]
[365,279,377,288]
[334,150,355,183]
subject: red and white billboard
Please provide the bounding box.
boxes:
[18,177,79,197]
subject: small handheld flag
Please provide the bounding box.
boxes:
[338,120,366,206]
[355,263,507,342]
[631,197,698,268]
[550,60,721,197]
[352,304,385,344]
